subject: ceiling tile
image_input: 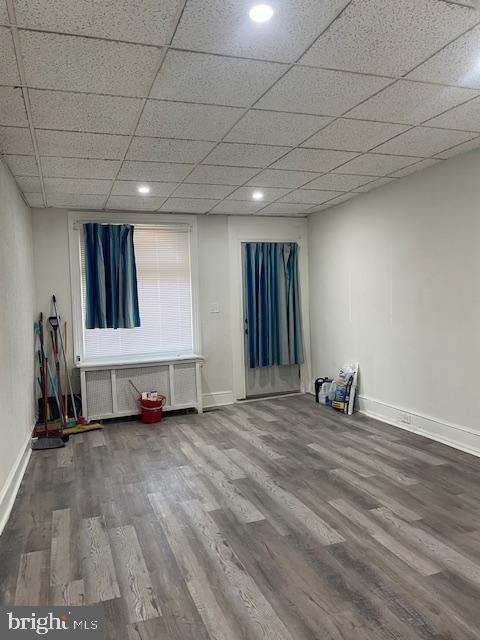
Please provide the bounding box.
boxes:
[0,87,28,126]
[303,119,409,152]
[111,180,178,197]
[305,204,329,214]
[127,137,215,163]
[247,169,321,188]
[203,142,286,168]
[106,195,166,211]
[258,202,314,215]
[226,186,291,201]
[443,1,477,6]
[256,67,392,116]
[434,137,480,159]
[261,211,308,217]
[25,193,45,207]
[347,80,477,125]
[20,31,162,97]
[389,158,442,177]
[14,0,185,46]
[271,148,357,172]
[322,193,356,206]
[118,161,192,182]
[30,90,142,134]
[280,189,343,205]
[16,176,42,192]
[0,126,34,154]
[173,183,236,199]
[353,177,397,192]
[4,155,38,176]
[172,0,350,62]
[46,193,105,208]
[302,173,375,191]
[136,100,243,141]
[151,50,287,107]
[373,126,477,157]
[334,153,418,176]
[225,110,332,146]
[309,194,357,212]
[44,177,111,195]
[185,165,258,185]
[159,198,219,213]
[36,130,128,159]
[300,0,478,76]
[210,200,266,214]
[407,24,480,89]
[0,2,9,22]
[0,27,20,85]
[424,96,480,131]
[41,157,120,179]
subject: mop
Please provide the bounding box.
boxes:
[50,295,104,435]
[31,313,66,450]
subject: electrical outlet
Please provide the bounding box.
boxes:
[399,412,412,425]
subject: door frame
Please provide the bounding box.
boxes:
[228,217,311,401]
[241,242,301,399]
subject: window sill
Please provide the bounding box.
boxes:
[77,353,204,369]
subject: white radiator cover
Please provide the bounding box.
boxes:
[79,355,203,421]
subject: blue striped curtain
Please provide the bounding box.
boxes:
[245,242,304,368]
[84,223,140,329]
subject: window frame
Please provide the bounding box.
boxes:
[68,210,201,367]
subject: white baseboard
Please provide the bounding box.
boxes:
[358,395,480,458]
[203,390,234,408]
[0,431,32,536]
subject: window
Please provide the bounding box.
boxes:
[79,225,194,361]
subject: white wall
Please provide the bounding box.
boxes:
[309,148,480,442]
[31,210,309,407]
[0,160,35,531]
[32,208,77,386]
[198,215,234,405]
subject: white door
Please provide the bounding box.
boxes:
[242,244,301,399]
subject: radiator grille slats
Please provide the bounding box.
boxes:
[82,361,200,420]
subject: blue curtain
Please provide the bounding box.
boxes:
[245,242,304,368]
[84,223,140,329]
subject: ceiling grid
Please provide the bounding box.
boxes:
[1,0,480,215]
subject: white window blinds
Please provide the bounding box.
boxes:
[80,225,194,360]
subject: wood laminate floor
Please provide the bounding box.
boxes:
[1,394,480,639]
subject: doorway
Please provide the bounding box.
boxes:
[242,242,302,399]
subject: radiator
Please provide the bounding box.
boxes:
[79,356,203,421]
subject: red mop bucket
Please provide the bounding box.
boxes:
[139,395,166,424]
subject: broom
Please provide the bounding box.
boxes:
[31,313,65,450]
[51,295,104,435]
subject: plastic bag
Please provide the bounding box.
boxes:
[331,363,359,415]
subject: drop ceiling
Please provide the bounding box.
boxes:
[2,0,480,216]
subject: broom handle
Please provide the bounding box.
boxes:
[50,328,66,424]
[52,296,78,421]
[64,320,68,418]
[36,322,64,425]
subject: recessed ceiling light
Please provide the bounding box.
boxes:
[252,190,264,200]
[137,185,150,194]
[249,4,274,23]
